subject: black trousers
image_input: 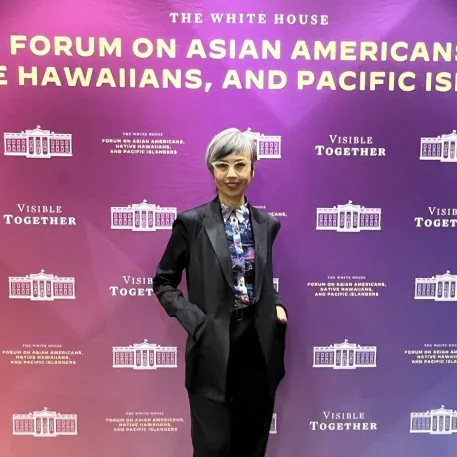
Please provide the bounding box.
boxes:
[188,316,275,457]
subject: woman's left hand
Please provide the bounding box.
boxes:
[276,305,287,323]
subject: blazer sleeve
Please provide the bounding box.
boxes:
[153,215,206,337]
[272,219,287,316]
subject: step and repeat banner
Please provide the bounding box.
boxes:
[1,0,457,456]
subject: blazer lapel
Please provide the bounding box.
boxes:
[203,199,234,290]
[250,205,267,302]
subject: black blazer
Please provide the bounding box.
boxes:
[153,197,287,402]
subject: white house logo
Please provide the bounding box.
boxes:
[111,199,177,232]
[313,339,377,369]
[112,339,177,370]
[270,413,277,434]
[4,126,72,159]
[12,407,77,437]
[420,130,457,162]
[410,405,457,434]
[9,270,75,301]
[246,128,281,159]
[316,201,381,232]
[414,271,457,301]
[315,134,386,158]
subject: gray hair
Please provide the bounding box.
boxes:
[205,128,257,174]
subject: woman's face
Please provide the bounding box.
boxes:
[212,150,254,204]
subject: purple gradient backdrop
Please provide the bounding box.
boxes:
[1,0,456,456]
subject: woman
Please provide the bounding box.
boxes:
[153,127,288,457]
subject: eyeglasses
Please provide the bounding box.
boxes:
[211,159,251,175]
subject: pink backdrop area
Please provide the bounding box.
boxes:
[2,1,457,457]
